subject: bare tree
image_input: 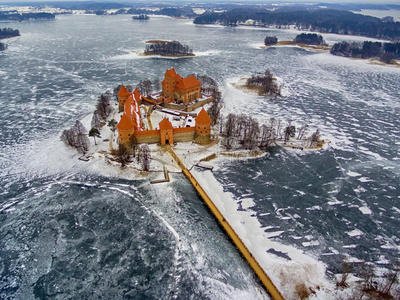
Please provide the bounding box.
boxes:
[91,111,102,129]
[310,129,320,147]
[137,144,151,171]
[116,143,131,167]
[61,120,90,154]
[297,123,309,140]
[96,91,113,121]
[142,79,152,95]
[153,78,160,91]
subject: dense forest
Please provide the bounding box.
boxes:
[293,33,326,45]
[0,12,55,21]
[0,28,20,39]
[331,41,400,63]
[0,42,7,51]
[126,7,196,18]
[144,41,194,57]
[193,8,400,40]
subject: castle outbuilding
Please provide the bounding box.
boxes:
[161,68,201,103]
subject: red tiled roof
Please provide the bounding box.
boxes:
[176,76,201,90]
[195,108,211,124]
[165,68,177,78]
[159,117,173,130]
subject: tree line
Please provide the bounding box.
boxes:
[198,74,222,126]
[144,41,193,57]
[0,28,20,39]
[194,8,400,40]
[293,33,326,45]
[222,114,321,150]
[0,12,55,21]
[331,41,400,63]
[115,142,151,170]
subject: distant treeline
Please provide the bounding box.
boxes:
[0,28,20,39]
[0,12,55,21]
[331,41,400,63]
[144,41,193,57]
[193,8,400,40]
[126,7,196,18]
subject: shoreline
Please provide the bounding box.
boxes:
[141,52,196,58]
[262,41,331,52]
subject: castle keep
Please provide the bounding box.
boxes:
[161,68,201,103]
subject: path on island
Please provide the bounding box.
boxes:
[165,145,285,300]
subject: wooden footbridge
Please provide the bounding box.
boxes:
[165,145,285,300]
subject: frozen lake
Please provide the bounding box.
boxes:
[1,14,400,299]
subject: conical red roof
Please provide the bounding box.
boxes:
[118,85,130,97]
[159,117,173,130]
[195,108,211,124]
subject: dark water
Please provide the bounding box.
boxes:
[1,14,400,299]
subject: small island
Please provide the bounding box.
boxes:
[132,14,149,20]
[144,40,194,57]
[0,28,21,52]
[236,69,281,97]
[0,12,55,21]
[263,33,331,52]
[0,42,7,52]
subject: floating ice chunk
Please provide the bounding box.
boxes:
[265,231,284,238]
[347,171,361,177]
[346,229,363,237]
[302,240,320,247]
[359,206,372,215]
[343,244,357,249]
[358,177,373,183]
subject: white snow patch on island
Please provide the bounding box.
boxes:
[191,169,334,300]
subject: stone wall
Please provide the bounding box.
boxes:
[135,130,161,144]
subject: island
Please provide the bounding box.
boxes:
[331,41,400,65]
[263,33,331,52]
[0,42,7,52]
[0,28,21,52]
[143,40,194,57]
[0,28,20,39]
[132,14,149,20]
[0,12,55,21]
[234,69,281,97]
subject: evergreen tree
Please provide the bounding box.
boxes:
[89,128,101,145]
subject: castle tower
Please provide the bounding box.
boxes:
[161,68,180,98]
[118,85,131,112]
[195,108,211,136]
[117,113,135,146]
[159,118,174,145]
